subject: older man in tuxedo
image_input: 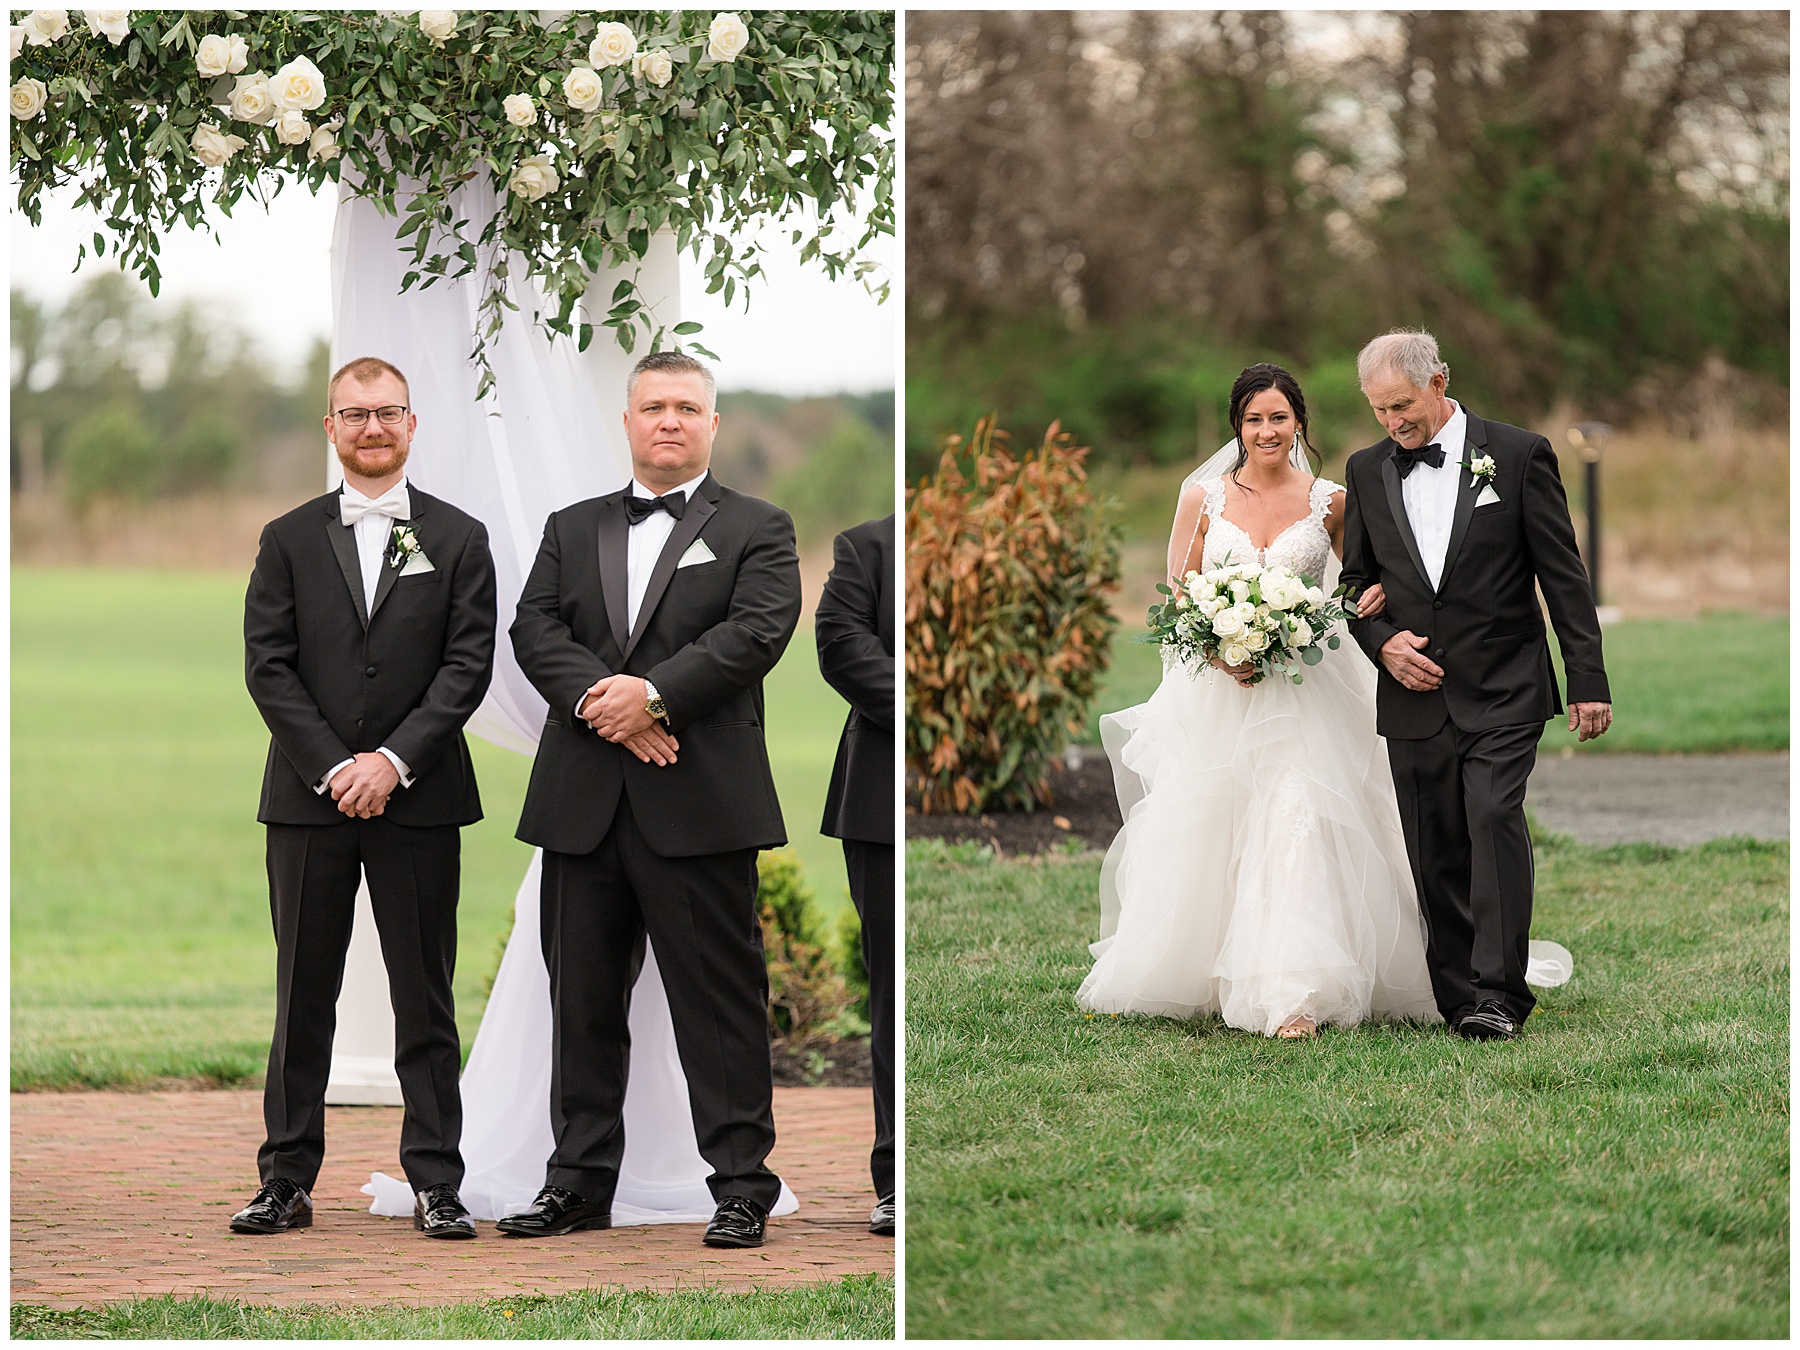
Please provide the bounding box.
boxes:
[503,350,802,1248]
[236,356,495,1237]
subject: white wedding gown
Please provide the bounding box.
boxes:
[1077,477,1444,1033]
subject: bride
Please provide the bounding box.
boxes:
[1076,363,1441,1038]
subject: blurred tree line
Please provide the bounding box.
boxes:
[906,10,1788,476]
[13,269,894,543]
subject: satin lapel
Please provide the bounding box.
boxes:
[1380,451,1433,593]
[623,490,717,663]
[1435,418,1486,594]
[596,495,632,658]
[324,498,369,629]
[367,493,422,624]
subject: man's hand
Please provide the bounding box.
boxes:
[580,674,656,740]
[1380,631,1445,692]
[618,721,681,766]
[1354,582,1387,618]
[329,752,400,818]
[1568,701,1612,742]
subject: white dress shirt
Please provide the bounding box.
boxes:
[1399,400,1467,590]
[317,478,415,795]
[626,471,709,633]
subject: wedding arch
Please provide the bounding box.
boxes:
[13,7,893,1224]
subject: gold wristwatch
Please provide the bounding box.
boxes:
[644,679,668,721]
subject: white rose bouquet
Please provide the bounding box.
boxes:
[1146,561,1354,685]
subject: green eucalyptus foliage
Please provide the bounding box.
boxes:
[11,9,894,397]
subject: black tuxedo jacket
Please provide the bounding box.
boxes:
[1340,410,1610,740]
[245,486,497,827]
[817,515,895,846]
[510,472,802,858]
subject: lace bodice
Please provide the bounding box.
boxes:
[1200,476,1339,578]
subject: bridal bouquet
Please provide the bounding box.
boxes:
[1147,562,1353,685]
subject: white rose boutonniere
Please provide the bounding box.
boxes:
[418,10,457,47]
[1466,454,1497,483]
[11,77,49,120]
[84,9,130,45]
[562,66,602,113]
[508,152,558,201]
[228,71,276,124]
[191,121,248,166]
[270,54,326,112]
[503,92,536,127]
[633,48,673,87]
[21,10,68,46]
[588,21,637,69]
[707,12,749,62]
[386,524,425,571]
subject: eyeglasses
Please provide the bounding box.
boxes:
[333,405,409,428]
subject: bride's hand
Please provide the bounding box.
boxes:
[1355,582,1387,618]
[1209,656,1258,688]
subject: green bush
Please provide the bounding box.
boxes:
[165,411,239,492]
[756,850,866,1046]
[60,402,162,507]
[906,416,1122,813]
[834,902,869,1023]
[773,415,894,547]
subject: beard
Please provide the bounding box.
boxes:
[337,437,409,480]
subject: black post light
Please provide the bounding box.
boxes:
[1566,422,1612,606]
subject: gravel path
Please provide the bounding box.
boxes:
[1526,751,1787,847]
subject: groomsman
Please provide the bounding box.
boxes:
[816,514,896,1235]
[235,356,495,1237]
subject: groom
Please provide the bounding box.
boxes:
[504,350,801,1247]
[1340,329,1610,1041]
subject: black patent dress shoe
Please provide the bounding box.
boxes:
[703,1195,769,1248]
[869,1197,896,1236]
[495,1185,612,1237]
[413,1183,477,1239]
[229,1177,313,1234]
[1456,1001,1519,1041]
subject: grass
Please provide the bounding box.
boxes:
[1088,612,1788,753]
[10,1276,894,1338]
[905,834,1788,1338]
[12,566,855,1091]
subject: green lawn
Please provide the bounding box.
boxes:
[1090,612,1788,753]
[12,566,854,1091]
[11,1276,893,1339]
[905,835,1788,1338]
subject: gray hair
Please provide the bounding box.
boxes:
[1357,329,1449,393]
[626,349,717,410]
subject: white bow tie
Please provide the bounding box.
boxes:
[340,483,410,528]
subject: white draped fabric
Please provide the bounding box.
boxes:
[328,174,796,1223]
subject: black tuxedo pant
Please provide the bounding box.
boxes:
[1387,720,1542,1027]
[539,796,782,1212]
[260,819,465,1193]
[844,840,895,1202]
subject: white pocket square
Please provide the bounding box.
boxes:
[398,551,437,576]
[676,538,717,568]
[1475,485,1501,507]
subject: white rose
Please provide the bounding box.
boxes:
[1212,609,1246,640]
[228,72,276,124]
[307,123,339,162]
[632,48,672,86]
[507,152,558,201]
[1289,617,1313,646]
[275,107,310,145]
[10,26,24,58]
[587,20,636,69]
[1245,628,1270,653]
[1230,579,1250,601]
[1233,600,1257,624]
[191,121,248,166]
[270,54,326,111]
[1198,596,1224,618]
[562,65,602,113]
[1222,643,1251,668]
[84,9,129,44]
[418,10,456,45]
[1174,594,1190,610]
[195,33,232,76]
[10,77,48,120]
[707,11,749,62]
[1306,585,1325,607]
[503,92,536,126]
[21,10,68,45]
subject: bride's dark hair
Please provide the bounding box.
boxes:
[1225,363,1321,491]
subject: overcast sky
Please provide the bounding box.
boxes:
[11,178,895,395]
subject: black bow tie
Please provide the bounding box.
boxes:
[624,491,687,525]
[1393,443,1446,478]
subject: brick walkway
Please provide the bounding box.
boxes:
[12,1089,891,1309]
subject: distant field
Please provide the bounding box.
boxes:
[12,566,851,1090]
[1090,613,1787,754]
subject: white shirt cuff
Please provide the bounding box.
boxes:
[316,757,354,795]
[376,746,414,787]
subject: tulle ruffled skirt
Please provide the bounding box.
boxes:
[1076,640,1441,1035]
